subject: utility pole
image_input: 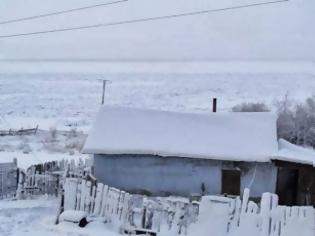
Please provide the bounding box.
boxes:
[101,79,110,105]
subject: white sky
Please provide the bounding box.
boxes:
[0,0,314,60]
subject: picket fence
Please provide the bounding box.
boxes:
[63,178,198,234]
[1,157,314,236]
[17,158,92,198]
[201,189,315,236]
[63,179,315,236]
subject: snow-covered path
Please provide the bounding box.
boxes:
[0,197,119,236]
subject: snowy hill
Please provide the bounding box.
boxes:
[0,0,314,60]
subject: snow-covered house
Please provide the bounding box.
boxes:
[83,106,315,206]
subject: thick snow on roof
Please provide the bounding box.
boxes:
[83,106,278,162]
[277,139,315,166]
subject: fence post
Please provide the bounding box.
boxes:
[55,188,65,225]
[261,193,272,236]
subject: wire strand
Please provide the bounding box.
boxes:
[0,0,289,38]
[0,0,128,25]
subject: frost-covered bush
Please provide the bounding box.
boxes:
[277,95,315,148]
[232,96,315,148]
[43,142,67,153]
[49,126,57,141]
[231,102,270,112]
[233,96,315,148]
[17,142,32,154]
[22,144,32,154]
[65,138,85,152]
[276,94,296,143]
[67,128,80,138]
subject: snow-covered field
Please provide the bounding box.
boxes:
[0,66,314,168]
[0,129,87,168]
[1,71,315,131]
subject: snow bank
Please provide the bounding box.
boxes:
[59,210,87,223]
[83,106,278,162]
[188,195,231,235]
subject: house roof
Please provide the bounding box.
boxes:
[83,106,279,162]
[277,139,315,166]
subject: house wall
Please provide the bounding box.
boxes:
[274,160,315,206]
[94,154,277,197]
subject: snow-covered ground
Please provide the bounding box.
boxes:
[1,68,314,169]
[1,71,315,131]
[0,129,87,168]
[0,63,314,235]
[1,194,312,236]
[0,197,120,236]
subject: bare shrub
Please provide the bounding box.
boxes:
[49,126,57,141]
[231,102,270,112]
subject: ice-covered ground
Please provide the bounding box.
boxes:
[0,197,120,236]
[1,72,315,131]
[0,129,87,168]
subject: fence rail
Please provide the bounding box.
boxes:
[0,126,38,136]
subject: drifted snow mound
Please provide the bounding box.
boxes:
[59,210,87,224]
[188,196,232,236]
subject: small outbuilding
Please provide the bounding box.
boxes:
[83,106,315,206]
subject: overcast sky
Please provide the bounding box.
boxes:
[0,0,314,61]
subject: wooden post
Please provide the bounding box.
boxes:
[55,188,65,224]
[34,125,39,134]
[101,80,108,105]
[142,206,147,229]
[213,98,217,113]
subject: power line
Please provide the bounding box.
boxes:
[0,0,128,25]
[0,0,289,39]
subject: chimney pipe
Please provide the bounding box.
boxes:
[213,98,217,113]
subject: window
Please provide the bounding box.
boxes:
[221,169,241,196]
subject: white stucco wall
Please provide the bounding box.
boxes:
[94,154,277,197]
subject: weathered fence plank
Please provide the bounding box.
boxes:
[0,160,18,199]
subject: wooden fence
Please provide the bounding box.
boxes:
[63,178,199,234]
[0,159,18,199]
[17,158,92,198]
[197,188,315,236]
[1,157,313,236]
[63,180,315,236]
[0,126,38,136]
